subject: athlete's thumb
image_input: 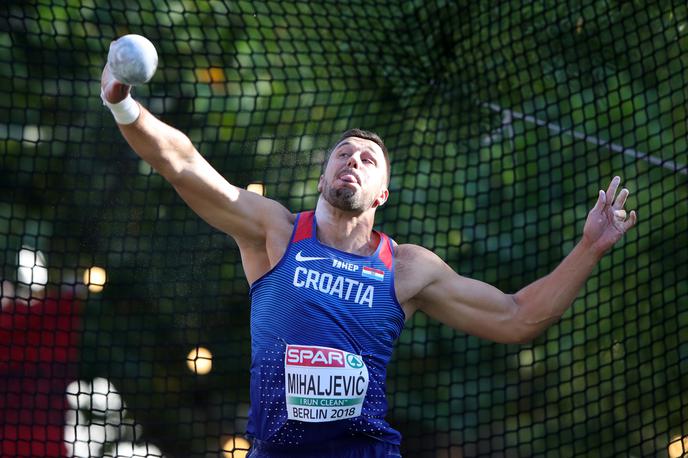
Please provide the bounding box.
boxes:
[101,63,131,104]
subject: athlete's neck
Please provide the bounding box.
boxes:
[314,198,379,256]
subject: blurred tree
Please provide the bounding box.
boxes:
[0,0,685,457]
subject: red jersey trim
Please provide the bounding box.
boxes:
[294,211,393,269]
[292,210,315,243]
[378,232,393,270]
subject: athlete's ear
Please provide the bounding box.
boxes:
[317,175,324,193]
[373,188,389,208]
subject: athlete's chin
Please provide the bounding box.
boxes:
[330,198,364,213]
[325,189,371,213]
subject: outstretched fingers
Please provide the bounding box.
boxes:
[593,189,606,212]
[613,187,629,210]
[622,210,638,232]
[605,176,621,205]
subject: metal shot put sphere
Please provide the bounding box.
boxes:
[107,34,158,85]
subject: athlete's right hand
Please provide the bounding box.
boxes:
[101,63,131,104]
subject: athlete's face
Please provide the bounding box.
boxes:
[318,137,389,213]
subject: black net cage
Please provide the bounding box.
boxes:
[1,1,687,457]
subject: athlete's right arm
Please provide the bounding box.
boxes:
[100,64,293,247]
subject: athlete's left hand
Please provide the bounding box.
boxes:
[582,176,637,255]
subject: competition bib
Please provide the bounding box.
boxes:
[285,344,369,422]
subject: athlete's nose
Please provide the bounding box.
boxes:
[346,152,361,169]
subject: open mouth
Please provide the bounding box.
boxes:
[338,171,360,185]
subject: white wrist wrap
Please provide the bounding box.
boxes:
[101,90,141,125]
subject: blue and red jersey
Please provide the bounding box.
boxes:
[247,210,405,448]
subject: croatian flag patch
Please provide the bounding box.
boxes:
[362,266,385,281]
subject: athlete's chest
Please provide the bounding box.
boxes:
[285,247,390,309]
[250,240,407,355]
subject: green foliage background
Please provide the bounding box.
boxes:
[1,0,686,456]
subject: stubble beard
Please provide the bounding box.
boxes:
[323,181,372,212]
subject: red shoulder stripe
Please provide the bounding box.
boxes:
[292,211,315,243]
[378,232,393,270]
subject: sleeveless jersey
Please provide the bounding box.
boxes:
[247,210,406,448]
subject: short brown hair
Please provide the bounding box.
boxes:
[323,128,391,185]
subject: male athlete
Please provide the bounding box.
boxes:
[101,51,637,457]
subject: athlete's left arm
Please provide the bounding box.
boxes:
[407,176,637,344]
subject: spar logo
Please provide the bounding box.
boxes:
[286,345,345,367]
[286,345,364,369]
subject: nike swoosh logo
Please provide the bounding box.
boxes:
[295,251,328,262]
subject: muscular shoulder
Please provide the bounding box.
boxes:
[394,243,440,265]
[393,243,444,305]
[238,208,297,285]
